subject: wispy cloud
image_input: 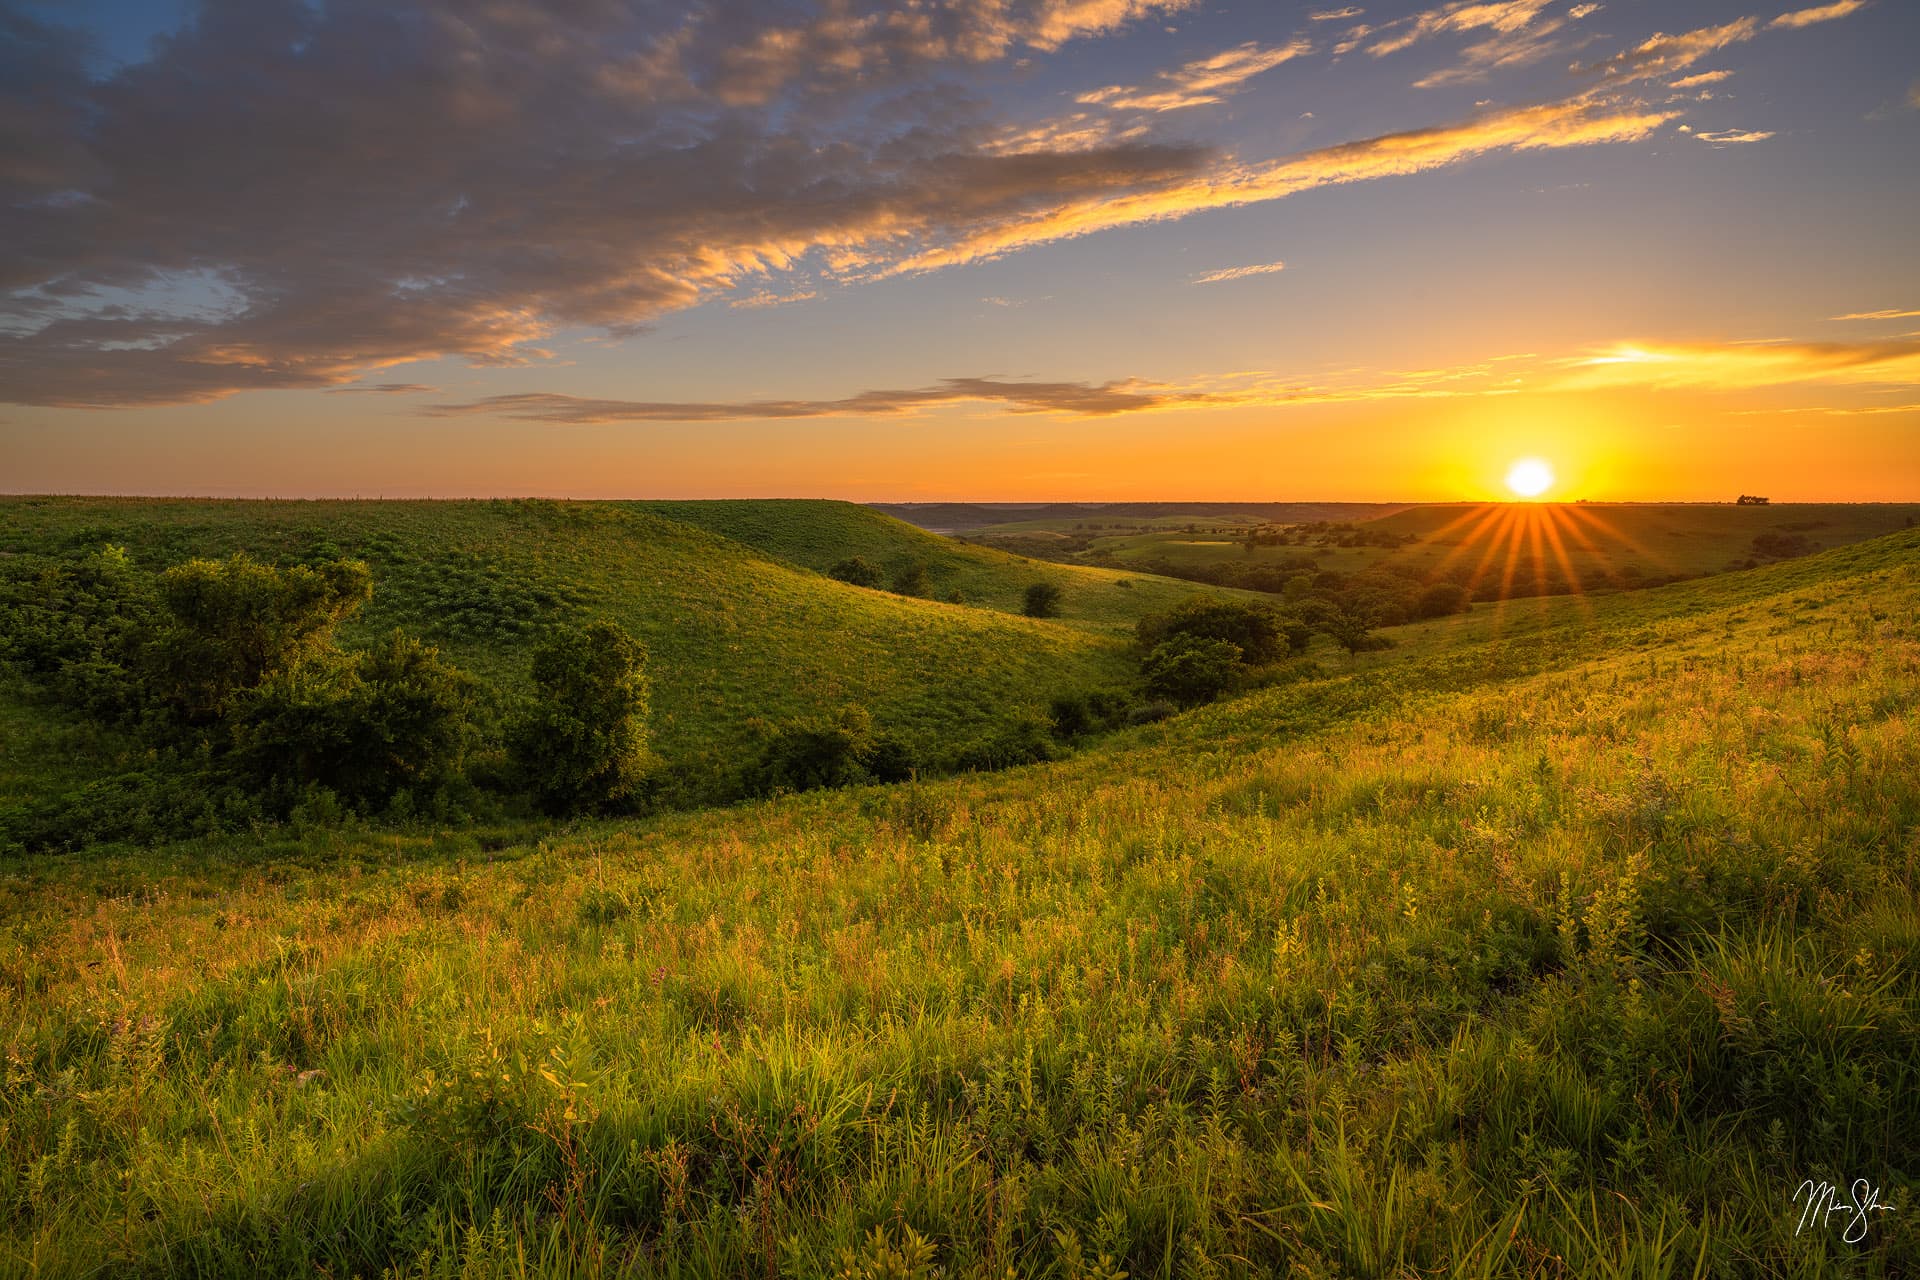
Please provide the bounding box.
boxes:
[1310,7,1365,20]
[324,382,439,395]
[1194,260,1287,284]
[1669,70,1734,88]
[730,289,818,310]
[1730,402,1920,416]
[1365,0,1556,59]
[1566,338,1920,390]
[1694,128,1775,144]
[1078,39,1311,111]
[424,377,1217,422]
[1830,308,1920,321]
[1769,0,1870,30]
[891,97,1676,274]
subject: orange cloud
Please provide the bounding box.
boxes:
[1078,39,1311,111]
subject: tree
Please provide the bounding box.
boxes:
[1138,597,1295,664]
[1415,581,1471,619]
[1023,582,1063,618]
[828,556,884,589]
[1736,494,1771,505]
[891,562,930,597]
[1321,608,1379,655]
[510,621,652,814]
[231,633,478,805]
[1142,634,1242,707]
[149,554,372,722]
[745,705,916,794]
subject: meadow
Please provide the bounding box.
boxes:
[951,502,1920,598]
[0,502,1914,1277]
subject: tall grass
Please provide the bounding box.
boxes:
[0,532,1915,1276]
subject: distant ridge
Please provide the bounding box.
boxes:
[872,501,1412,532]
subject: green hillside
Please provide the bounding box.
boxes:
[3,529,1915,1275]
[967,499,1920,598]
[0,498,1209,786]
[634,499,1253,627]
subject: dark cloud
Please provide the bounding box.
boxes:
[0,0,1202,407]
[422,376,1215,422]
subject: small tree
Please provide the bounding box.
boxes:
[231,633,478,805]
[1138,597,1293,665]
[1416,581,1471,618]
[149,554,371,722]
[510,621,652,814]
[1142,634,1242,707]
[828,556,884,589]
[891,561,931,597]
[1023,582,1063,618]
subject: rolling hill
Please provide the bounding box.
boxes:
[0,498,1247,794]
[2,526,1915,1275]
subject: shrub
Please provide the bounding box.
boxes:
[0,545,159,723]
[828,556,885,589]
[1142,634,1242,707]
[1138,597,1295,664]
[509,621,652,814]
[230,633,479,806]
[948,714,1059,772]
[1023,582,1063,618]
[1751,532,1814,560]
[1417,581,1472,618]
[148,554,372,723]
[891,561,931,597]
[744,706,915,794]
[1048,689,1132,739]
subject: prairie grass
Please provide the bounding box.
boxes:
[0,528,1916,1276]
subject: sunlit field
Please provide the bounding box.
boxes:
[3,505,1914,1277]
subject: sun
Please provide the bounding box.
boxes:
[1505,457,1555,499]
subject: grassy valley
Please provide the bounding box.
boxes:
[942,501,1920,600]
[0,503,1915,1276]
[0,499,1240,802]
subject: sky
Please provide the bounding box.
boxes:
[2,0,1917,501]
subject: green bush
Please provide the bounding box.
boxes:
[230,633,480,806]
[744,706,916,794]
[1023,582,1063,618]
[509,621,653,814]
[1416,581,1472,618]
[891,561,930,597]
[828,556,885,589]
[1137,596,1298,664]
[947,713,1059,772]
[149,554,372,723]
[1142,634,1242,707]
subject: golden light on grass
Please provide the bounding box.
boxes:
[1505,457,1556,499]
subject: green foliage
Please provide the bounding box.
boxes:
[745,706,918,795]
[1416,580,1471,618]
[1024,581,1063,618]
[1137,596,1297,664]
[891,560,931,597]
[947,711,1059,772]
[509,621,653,814]
[229,633,480,806]
[828,556,886,589]
[1141,634,1242,707]
[0,545,158,723]
[148,554,372,722]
